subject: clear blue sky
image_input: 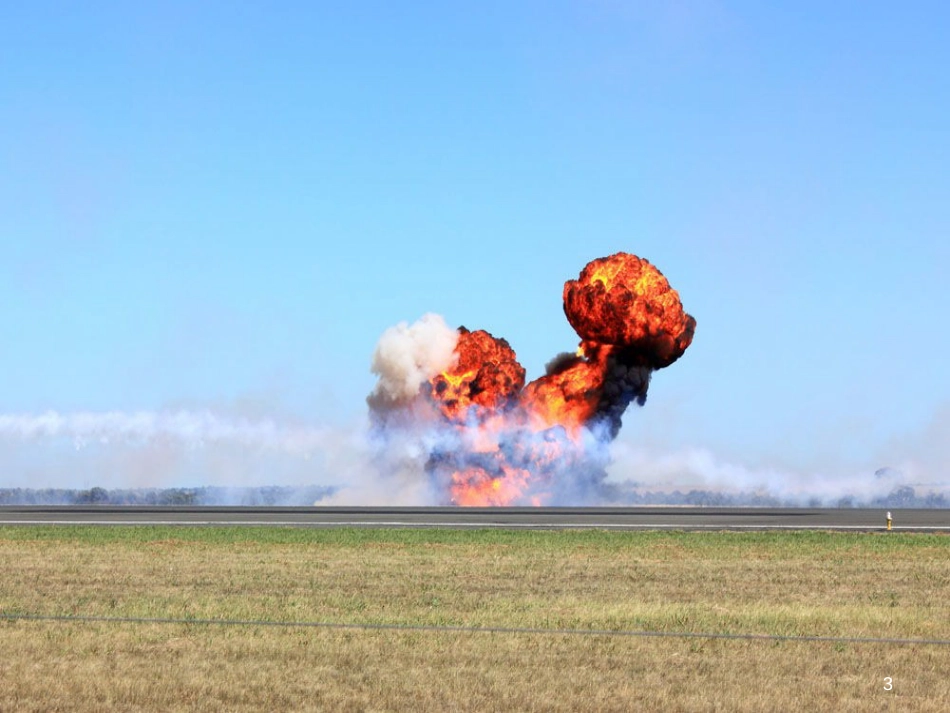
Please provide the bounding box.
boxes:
[2,2,947,490]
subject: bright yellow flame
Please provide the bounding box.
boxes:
[441,369,475,388]
[590,263,624,291]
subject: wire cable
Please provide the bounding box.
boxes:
[3,612,949,646]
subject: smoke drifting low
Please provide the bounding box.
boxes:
[0,410,371,503]
[0,410,325,452]
[0,406,946,507]
[603,441,950,507]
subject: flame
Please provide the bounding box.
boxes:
[445,426,568,506]
[428,328,525,422]
[563,253,695,368]
[377,252,695,506]
[590,261,625,291]
[521,345,611,434]
[450,466,531,506]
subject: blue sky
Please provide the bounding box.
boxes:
[1,2,947,493]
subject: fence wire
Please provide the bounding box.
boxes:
[3,612,949,646]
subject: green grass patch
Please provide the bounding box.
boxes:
[1,524,946,551]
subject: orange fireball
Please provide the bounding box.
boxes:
[428,328,525,422]
[521,343,612,433]
[563,252,695,368]
[450,465,531,506]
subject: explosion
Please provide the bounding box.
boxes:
[369,252,695,506]
[563,253,695,369]
[428,328,525,422]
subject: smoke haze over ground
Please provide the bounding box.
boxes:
[0,402,946,506]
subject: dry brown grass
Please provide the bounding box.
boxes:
[0,527,947,711]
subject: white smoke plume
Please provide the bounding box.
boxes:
[0,409,378,498]
[604,431,950,507]
[0,410,327,453]
[367,313,459,410]
[319,425,444,505]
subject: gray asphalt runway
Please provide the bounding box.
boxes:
[0,506,948,530]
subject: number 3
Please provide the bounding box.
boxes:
[884,677,893,691]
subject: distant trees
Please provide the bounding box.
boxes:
[75,487,109,504]
[0,485,336,506]
[0,483,945,507]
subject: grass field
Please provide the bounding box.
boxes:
[1,526,948,711]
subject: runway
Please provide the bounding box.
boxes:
[1,506,949,531]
